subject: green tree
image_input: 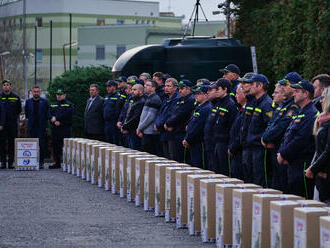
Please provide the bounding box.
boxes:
[47,66,111,137]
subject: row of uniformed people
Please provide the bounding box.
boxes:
[109,69,330,201]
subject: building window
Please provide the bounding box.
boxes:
[116,19,124,25]
[36,49,43,62]
[19,18,23,30]
[116,45,126,58]
[152,20,155,25]
[141,20,145,24]
[36,17,42,27]
[135,20,139,24]
[97,18,105,26]
[96,45,105,60]
[147,20,150,24]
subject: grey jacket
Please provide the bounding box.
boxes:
[138,93,162,135]
[84,95,104,134]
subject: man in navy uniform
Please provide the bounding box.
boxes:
[209,78,238,175]
[154,78,180,159]
[219,64,241,96]
[262,72,301,191]
[183,85,211,168]
[49,89,74,169]
[277,80,317,198]
[104,80,120,144]
[242,74,273,187]
[165,79,195,163]
[25,85,50,169]
[0,79,21,169]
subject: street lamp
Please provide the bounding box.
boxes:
[0,51,11,81]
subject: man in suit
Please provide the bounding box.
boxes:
[25,85,50,169]
[84,84,104,141]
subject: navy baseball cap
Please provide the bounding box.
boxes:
[192,85,209,94]
[198,79,210,86]
[129,78,144,86]
[219,64,240,75]
[278,72,302,85]
[209,78,232,89]
[106,80,118,87]
[2,79,12,85]
[238,72,256,83]
[178,79,194,88]
[290,80,314,95]
[116,76,127,82]
[56,88,65,95]
[250,73,269,85]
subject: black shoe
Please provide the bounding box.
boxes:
[39,165,44,170]
[8,165,15,169]
[1,162,6,169]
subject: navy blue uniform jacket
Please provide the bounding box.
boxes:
[155,92,180,141]
[263,97,300,145]
[246,93,273,147]
[1,92,21,127]
[185,101,211,145]
[213,94,238,143]
[50,100,74,129]
[104,92,120,122]
[166,93,195,134]
[278,102,317,163]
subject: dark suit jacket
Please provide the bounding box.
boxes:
[84,95,104,134]
[25,97,50,132]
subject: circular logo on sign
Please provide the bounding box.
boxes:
[23,159,30,165]
[23,150,32,157]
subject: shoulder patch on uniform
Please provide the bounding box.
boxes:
[286,110,295,118]
[265,111,273,118]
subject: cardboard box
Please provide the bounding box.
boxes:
[15,138,40,170]
[135,157,167,206]
[90,145,106,185]
[296,200,326,208]
[70,139,77,174]
[143,158,170,211]
[154,162,187,216]
[188,174,225,236]
[232,188,263,248]
[110,148,132,194]
[79,141,87,179]
[85,143,94,181]
[269,198,325,248]
[200,178,229,242]
[176,170,213,229]
[324,207,330,215]
[320,216,330,248]
[119,152,146,198]
[62,138,69,171]
[126,154,156,202]
[215,183,246,247]
[251,194,284,248]
[165,166,196,222]
[104,148,114,190]
[294,207,328,248]
[97,147,108,187]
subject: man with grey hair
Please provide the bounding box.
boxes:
[139,72,151,84]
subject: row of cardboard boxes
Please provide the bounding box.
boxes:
[63,138,330,248]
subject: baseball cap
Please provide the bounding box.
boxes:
[116,76,127,82]
[106,80,118,87]
[250,73,269,85]
[209,78,232,89]
[129,78,144,86]
[198,79,210,86]
[290,80,314,95]
[238,72,256,83]
[2,79,12,85]
[278,72,302,85]
[178,79,194,88]
[56,89,65,95]
[192,85,209,94]
[219,64,240,75]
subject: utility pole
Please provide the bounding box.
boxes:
[23,0,28,99]
[214,0,233,38]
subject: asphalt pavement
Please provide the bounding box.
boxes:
[0,168,213,248]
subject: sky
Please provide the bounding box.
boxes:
[138,0,225,23]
